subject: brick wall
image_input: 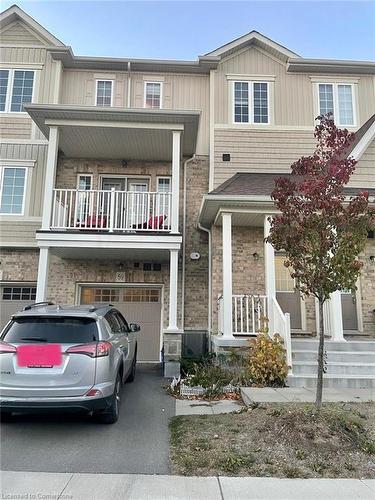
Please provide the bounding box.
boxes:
[359,239,375,336]
[0,249,39,282]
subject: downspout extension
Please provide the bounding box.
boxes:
[127,61,131,108]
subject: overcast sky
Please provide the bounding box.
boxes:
[2,1,375,61]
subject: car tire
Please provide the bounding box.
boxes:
[95,373,121,424]
[126,351,137,383]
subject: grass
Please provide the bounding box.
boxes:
[169,402,375,478]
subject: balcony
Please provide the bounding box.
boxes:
[52,188,172,233]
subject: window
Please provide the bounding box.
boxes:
[0,69,34,113]
[318,83,355,126]
[157,177,171,193]
[96,80,113,107]
[144,82,162,109]
[0,167,27,214]
[233,81,269,124]
[81,287,120,304]
[77,175,92,191]
[123,288,160,303]
[2,286,36,301]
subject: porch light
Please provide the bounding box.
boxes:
[252,252,260,261]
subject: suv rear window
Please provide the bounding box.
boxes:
[2,317,98,344]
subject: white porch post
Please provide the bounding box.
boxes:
[167,248,179,331]
[42,126,60,230]
[171,130,181,233]
[36,248,50,302]
[328,291,345,341]
[222,212,234,338]
[264,215,276,333]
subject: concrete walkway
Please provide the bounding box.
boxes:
[241,387,375,405]
[176,399,244,415]
[1,471,375,500]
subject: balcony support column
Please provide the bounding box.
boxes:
[171,130,181,233]
[222,212,234,338]
[36,248,50,302]
[264,215,276,334]
[42,126,59,230]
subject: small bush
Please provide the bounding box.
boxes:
[246,333,288,387]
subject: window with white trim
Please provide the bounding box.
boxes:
[157,177,171,193]
[317,83,355,126]
[233,81,269,124]
[96,80,113,107]
[144,82,161,109]
[0,69,34,113]
[77,174,92,191]
[0,167,27,214]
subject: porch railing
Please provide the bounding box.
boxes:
[217,293,292,371]
[51,189,172,232]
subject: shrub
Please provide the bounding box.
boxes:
[246,333,288,387]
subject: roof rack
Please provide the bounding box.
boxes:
[23,301,54,311]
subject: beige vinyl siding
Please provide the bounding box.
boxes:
[61,70,209,154]
[214,128,316,187]
[0,142,48,217]
[61,70,128,107]
[0,221,39,247]
[0,21,46,46]
[214,46,375,127]
[349,138,375,188]
[0,117,32,139]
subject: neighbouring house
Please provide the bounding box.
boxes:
[0,5,374,384]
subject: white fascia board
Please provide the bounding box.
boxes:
[350,122,375,161]
[44,119,184,131]
[36,232,182,250]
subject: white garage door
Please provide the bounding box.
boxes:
[0,285,37,331]
[80,286,162,362]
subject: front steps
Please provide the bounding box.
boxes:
[287,339,375,389]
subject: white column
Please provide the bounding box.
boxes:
[167,248,180,332]
[171,130,181,233]
[36,248,50,302]
[264,215,276,334]
[42,126,60,230]
[222,212,234,338]
[328,291,345,341]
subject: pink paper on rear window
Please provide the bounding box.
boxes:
[17,344,62,367]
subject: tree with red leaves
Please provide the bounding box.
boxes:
[267,114,373,410]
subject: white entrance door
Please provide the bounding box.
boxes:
[341,290,358,331]
[275,255,302,330]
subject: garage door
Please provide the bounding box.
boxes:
[80,286,162,362]
[0,285,37,331]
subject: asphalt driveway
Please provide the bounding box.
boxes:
[0,364,175,474]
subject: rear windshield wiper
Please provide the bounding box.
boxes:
[20,337,48,342]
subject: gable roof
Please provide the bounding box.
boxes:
[203,30,300,62]
[0,4,65,46]
[344,114,375,161]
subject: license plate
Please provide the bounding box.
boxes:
[17,344,62,367]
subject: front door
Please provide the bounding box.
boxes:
[101,177,126,227]
[275,254,302,330]
[341,290,358,331]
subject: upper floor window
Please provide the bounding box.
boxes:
[96,80,113,107]
[0,69,34,113]
[233,81,269,124]
[157,177,171,193]
[0,167,27,214]
[318,83,355,126]
[144,82,162,109]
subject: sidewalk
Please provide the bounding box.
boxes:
[1,471,375,500]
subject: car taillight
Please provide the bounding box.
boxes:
[0,341,17,354]
[66,341,111,358]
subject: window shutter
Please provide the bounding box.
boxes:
[85,76,94,105]
[134,80,144,108]
[163,82,172,108]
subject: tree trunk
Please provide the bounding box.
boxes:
[315,300,325,410]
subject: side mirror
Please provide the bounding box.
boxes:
[130,323,141,332]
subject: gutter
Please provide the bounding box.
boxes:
[127,61,131,108]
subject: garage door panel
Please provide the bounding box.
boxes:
[0,286,37,332]
[80,286,162,363]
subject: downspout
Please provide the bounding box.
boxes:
[127,61,131,108]
[181,154,196,331]
[197,221,212,352]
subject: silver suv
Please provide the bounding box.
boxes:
[0,303,139,424]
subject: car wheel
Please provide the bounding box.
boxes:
[126,350,137,383]
[95,373,121,424]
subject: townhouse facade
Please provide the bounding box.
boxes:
[0,5,374,376]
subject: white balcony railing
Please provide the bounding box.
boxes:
[51,189,172,232]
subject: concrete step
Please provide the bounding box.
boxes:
[287,373,375,389]
[292,350,375,364]
[292,361,375,376]
[291,340,375,352]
